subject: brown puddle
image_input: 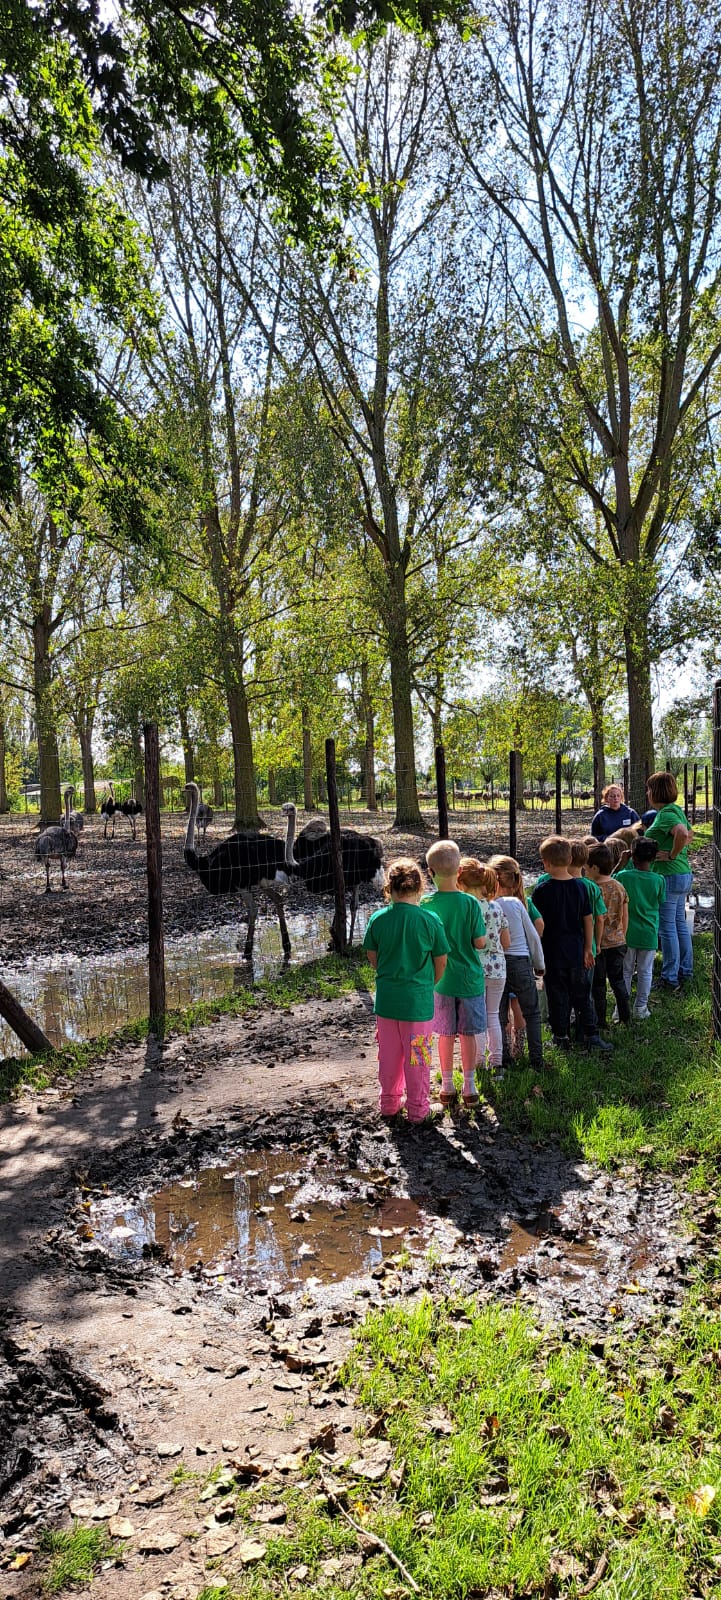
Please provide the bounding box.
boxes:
[500,1214,606,1279]
[90,1151,424,1289]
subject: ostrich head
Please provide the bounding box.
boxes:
[281,801,298,869]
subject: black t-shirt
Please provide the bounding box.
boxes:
[533,877,592,967]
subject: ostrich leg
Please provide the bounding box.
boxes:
[45,859,51,893]
[239,888,257,960]
[348,886,359,945]
[61,857,67,888]
[266,887,291,959]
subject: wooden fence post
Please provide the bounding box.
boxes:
[706,764,710,823]
[144,722,166,1036]
[509,750,517,859]
[0,976,51,1055]
[555,752,562,835]
[435,745,449,840]
[325,738,347,956]
[623,756,630,804]
[692,761,698,826]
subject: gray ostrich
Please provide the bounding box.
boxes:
[197,795,213,843]
[35,788,79,891]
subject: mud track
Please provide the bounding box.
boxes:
[0,987,696,1597]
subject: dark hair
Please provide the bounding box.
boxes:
[588,843,613,875]
[647,770,678,805]
[632,837,658,864]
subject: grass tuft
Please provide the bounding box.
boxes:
[39,1524,123,1592]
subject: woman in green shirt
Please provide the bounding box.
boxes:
[644,771,693,990]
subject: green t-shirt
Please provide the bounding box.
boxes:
[582,875,607,956]
[615,867,667,949]
[646,803,691,876]
[420,890,486,997]
[362,901,450,1021]
[526,873,546,925]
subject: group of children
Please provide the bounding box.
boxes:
[362,829,667,1122]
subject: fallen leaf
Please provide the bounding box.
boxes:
[275,1450,309,1472]
[195,1442,213,1455]
[9,1554,31,1570]
[206,1530,236,1558]
[156,1442,183,1459]
[297,1242,317,1258]
[289,1565,309,1582]
[309,1423,336,1452]
[108,1516,135,1538]
[135,1485,168,1507]
[92,1498,120,1520]
[273,1375,302,1391]
[224,1361,249,1379]
[253,1504,287,1524]
[139,1592,164,1600]
[221,1438,239,1452]
[138,1527,182,1553]
[69,1496,98,1518]
[480,1414,499,1439]
[320,1557,343,1575]
[238,1539,267,1564]
[687,1484,716,1517]
[348,1459,387,1482]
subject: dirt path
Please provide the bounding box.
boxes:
[0,987,697,1599]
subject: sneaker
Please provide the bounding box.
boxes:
[633,1007,651,1020]
[552,1036,572,1052]
[611,1007,620,1024]
[656,978,680,993]
[585,1035,613,1052]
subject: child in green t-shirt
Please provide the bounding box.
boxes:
[363,857,449,1122]
[420,839,486,1109]
[616,837,666,1017]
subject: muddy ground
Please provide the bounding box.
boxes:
[0,808,714,968]
[0,983,701,1600]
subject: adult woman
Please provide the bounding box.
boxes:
[590,784,640,841]
[644,771,693,991]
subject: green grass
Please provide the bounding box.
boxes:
[39,1525,124,1591]
[689,821,713,852]
[0,949,374,1104]
[483,935,721,1182]
[176,1299,721,1600]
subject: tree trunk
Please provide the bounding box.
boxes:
[360,663,377,811]
[131,726,146,806]
[179,706,195,786]
[385,570,422,828]
[589,703,606,795]
[301,704,314,812]
[32,612,61,824]
[624,619,655,813]
[0,700,8,813]
[78,716,96,812]
[226,666,259,828]
[268,767,277,805]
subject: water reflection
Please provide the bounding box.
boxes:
[1,906,373,1056]
[90,1151,422,1289]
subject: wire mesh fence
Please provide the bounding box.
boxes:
[713,681,721,1044]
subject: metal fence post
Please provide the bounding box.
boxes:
[144,722,166,1036]
[692,761,698,826]
[435,744,449,840]
[684,762,689,820]
[713,683,721,1043]
[555,752,562,835]
[509,750,517,859]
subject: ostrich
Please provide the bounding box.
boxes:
[35,788,79,891]
[197,797,213,844]
[184,782,295,960]
[120,791,143,839]
[282,803,384,946]
[101,782,119,838]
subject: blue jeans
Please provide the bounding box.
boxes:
[657,872,693,983]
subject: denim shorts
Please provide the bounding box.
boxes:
[434,991,487,1036]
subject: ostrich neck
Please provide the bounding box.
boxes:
[185,786,199,853]
[284,807,297,868]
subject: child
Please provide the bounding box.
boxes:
[616,837,667,1018]
[363,857,449,1122]
[421,840,487,1108]
[586,844,631,1026]
[488,854,545,1071]
[457,858,511,1071]
[532,836,611,1052]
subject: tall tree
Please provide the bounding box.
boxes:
[445,0,721,807]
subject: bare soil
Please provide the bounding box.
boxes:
[0,987,696,1599]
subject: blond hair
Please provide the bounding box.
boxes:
[488,854,526,905]
[539,835,572,868]
[457,857,497,897]
[385,857,423,899]
[426,839,461,879]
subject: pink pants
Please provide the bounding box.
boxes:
[376,1018,433,1122]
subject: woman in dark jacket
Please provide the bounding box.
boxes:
[590,783,639,841]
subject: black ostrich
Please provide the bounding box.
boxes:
[101,781,119,838]
[282,803,384,946]
[120,792,143,839]
[184,782,295,959]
